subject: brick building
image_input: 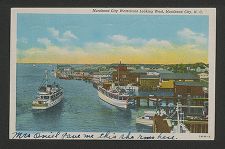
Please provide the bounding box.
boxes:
[112,63,139,85]
[139,75,160,91]
[174,81,205,98]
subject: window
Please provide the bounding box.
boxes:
[44,96,49,99]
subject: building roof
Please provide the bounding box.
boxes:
[130,69,157,74]
[160,80,174,89]
[198,72,208,75]
[140,75,159,79]
[175,81,204,87]
[155,69,173,74]
[130,69,147,74]
[93,71,113,75]
[160,73,199,80]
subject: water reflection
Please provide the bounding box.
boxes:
[32,101,64,131]
[136,124,152,133]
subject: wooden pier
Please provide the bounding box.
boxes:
[127,95,185,108]
[184,120,208,133]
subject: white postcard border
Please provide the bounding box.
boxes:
[10,8,216,140]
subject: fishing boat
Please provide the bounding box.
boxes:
[136,111,156,126]
[32,70,64,110]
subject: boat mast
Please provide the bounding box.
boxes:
[117,61,121,100]
[177,102,180,133]
[176,102,183,133]
[45,70,48,87]
[118,61,121,87]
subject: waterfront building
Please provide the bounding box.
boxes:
[139,75,160,91]
[155,69,173,74]
[56,66,74,79]
[143,64,161,70]
[112,67,173,86]
[147,71,160,76]
[112,68,156,86]
[129,69,148,84]
[57,64,72,72]
[112,63,130,85]
[174,81,205,98]
[174,81,208,116]
[92,71,112,83]
[130,69,148,75]
[74,72,84,79]
[196,66,208,73]
[198,72,209,79]
[127,66,136,70]
[159,73,200,89]
[129,69,160,84]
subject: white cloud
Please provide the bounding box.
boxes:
[146,39,172,48]
[110,34,128,43]
[109,34,146,45]
[37,38,51,46]
[19,31,208,64]
[48,27,59,38]
[85,42,112,49]
[63,31,78,40]
[109,34,172,49]
[47,27,78,42]
[177,28,207,46]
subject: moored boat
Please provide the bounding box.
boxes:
[136,111,156,126]
[97,61,135,108]
[97,84,130,108]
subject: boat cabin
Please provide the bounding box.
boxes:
[98,86,129,101]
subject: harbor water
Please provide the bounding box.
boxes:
[16,64,173,133]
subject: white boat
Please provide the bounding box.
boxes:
[119,84,139,95]
[149,94,162,102]
[97,62,134,108]
[32,70,64,110]
[136,111,156,126]
[97,85,130,108]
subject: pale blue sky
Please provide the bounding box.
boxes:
[17,14,209,50]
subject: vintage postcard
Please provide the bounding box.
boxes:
[10,8,216,140]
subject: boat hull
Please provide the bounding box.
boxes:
[97,90,128,109]
[32,95,64,110]
[136,117,154,126]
